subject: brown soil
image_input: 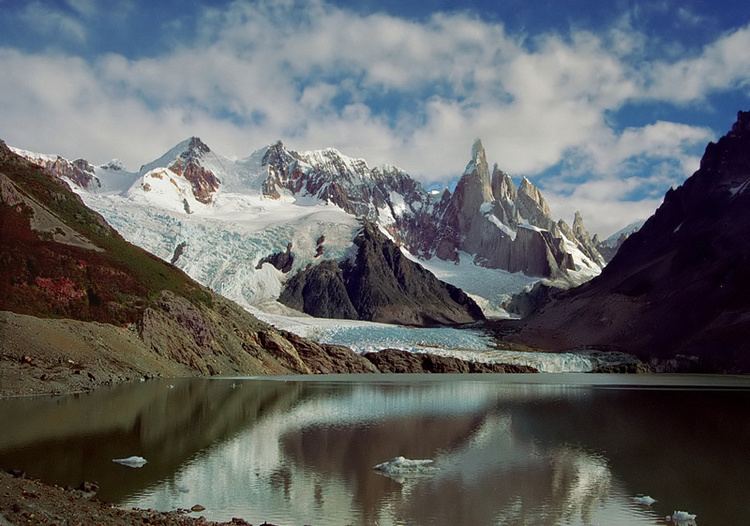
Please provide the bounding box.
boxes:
[0,470,265,525]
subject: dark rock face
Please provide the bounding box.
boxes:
[503,282,556,318]
[256,242,295,273]
[279,260,359,319]
[505,111,750,372]
[363,349,538,373]
[170,241,187,265]
[280,222,486,325]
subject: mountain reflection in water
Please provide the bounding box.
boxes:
[1,376,748,525]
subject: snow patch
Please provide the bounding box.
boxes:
[486,213,517,240]
[729,178,750,196]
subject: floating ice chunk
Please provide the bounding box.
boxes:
[633,495,656,505]
[374,456,436,475]
[112,456,148,468]
[667,510,697,524]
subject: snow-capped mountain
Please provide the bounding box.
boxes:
[428,140,603,279]
[11,136,607,319]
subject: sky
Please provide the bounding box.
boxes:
[1,0,749,236]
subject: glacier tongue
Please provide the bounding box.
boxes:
[82,191,360,308]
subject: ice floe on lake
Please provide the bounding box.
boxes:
[113,456,148,468]
[668,510,697,524]
[374,456,437,476]
[633,495,656,505]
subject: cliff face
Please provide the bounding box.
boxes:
[504,111,750,372]
[280,222,486,326]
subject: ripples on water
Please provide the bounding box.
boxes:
[1,376,748,525]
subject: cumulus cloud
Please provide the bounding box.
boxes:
[0,0,747,234]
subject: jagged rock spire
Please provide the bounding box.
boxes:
[516,177,554,229]
[491,164,516,203]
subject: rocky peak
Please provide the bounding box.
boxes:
[516,177,554,229]
[491,165,516,203]
[571,211,605,266]
[572,211,589,240]
[280,220,485,325]
[453,139,494,218]
[469,138,488,169]
[167,137,219,204]
[20,153,100,190]
[729,110,750,137]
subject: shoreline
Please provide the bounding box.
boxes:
[0,470,261,526]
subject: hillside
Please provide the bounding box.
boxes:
[500,111,750,372]
[0,142,378,395]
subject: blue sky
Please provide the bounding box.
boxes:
[1,0,749,235]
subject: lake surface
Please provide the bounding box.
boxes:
[2,374,749,525]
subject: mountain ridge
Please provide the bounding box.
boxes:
[10,135,608,321]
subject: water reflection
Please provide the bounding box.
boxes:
[1,377,749,525]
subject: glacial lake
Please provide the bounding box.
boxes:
[2,374,750,525]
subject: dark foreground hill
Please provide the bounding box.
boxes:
[500,111,750,372]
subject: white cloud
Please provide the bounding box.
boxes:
[0,0,747,234]
[19,2,87,43]
[647,26,750,102]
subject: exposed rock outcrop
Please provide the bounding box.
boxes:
[256,242,295,273]
[502,111,750,372]
[165,137,220,204]
[363,349,538,373]
[280,222,486,325]
[429,141,602,279]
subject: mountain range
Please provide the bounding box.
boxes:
[10,135,607,320]
[4,111,750,373]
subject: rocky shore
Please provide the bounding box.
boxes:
[0,470,268,526]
